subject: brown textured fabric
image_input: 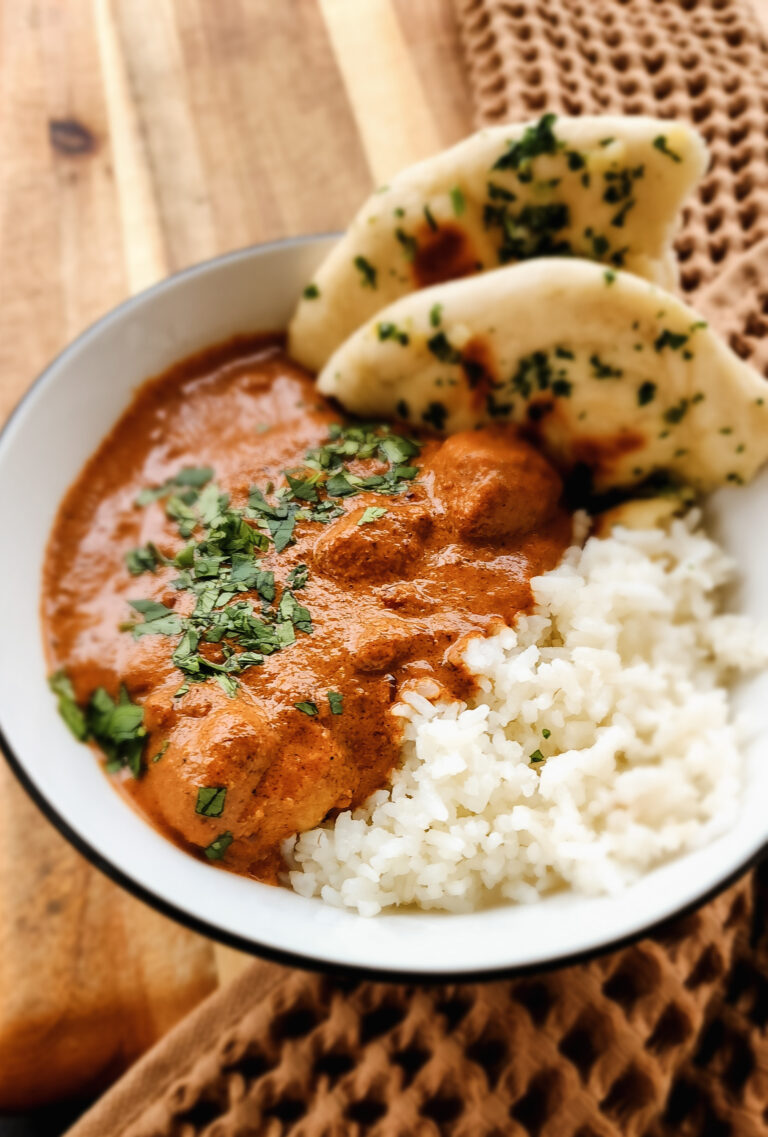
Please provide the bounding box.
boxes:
[64,872,768,1137]
[65,2,768,1134]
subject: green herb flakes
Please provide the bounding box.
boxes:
[204,831,233,861]
[450,186,466,215]
[196,786,227,818]
[423,203,438,231]
[50,677,148,779]
[358,506,387,526]
[128,598,183,639]
[493,113,560,171]
[328,691,344,715]
[429,303,443,328]
[590,354,623,380]
[653,135,682,162]
[637,381,657,406]
[49,670,88,741]
[295,701,318,716]
[663,398,690,425]
[151,740,170,763]
[377,321,409,346]
[427,331,461,364]
[302,283,320,300]
[654,328,689,352]
[395,227,418,262]
[529,749,545,764]
[542,728,551,739]
[354,255,377,289]
[125,542,166,576]
[286,563,309,590]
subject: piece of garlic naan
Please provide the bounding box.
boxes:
[290,114,707,372]
[317,258,768,491]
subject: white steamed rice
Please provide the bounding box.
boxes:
[283,511,766,915]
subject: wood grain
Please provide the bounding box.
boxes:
[0,0,471,1109]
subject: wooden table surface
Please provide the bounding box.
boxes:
[0,0,473,1109]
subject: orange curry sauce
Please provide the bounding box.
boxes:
[43,335,572,881]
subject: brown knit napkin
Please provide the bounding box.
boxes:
[63,873,767,1137]
[65,2,768,1134]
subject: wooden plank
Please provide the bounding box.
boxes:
[393,0,475,147]
[0,0,218,1110]
[319,0,445,183]
[114,0,373,268]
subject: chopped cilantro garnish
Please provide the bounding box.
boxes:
[151,740,170,763]
[354,255,377,288]
[493,113,560,171]
[427,331,461,364]
[423,204,438,231]
[125,542,166,576]
[328,691,344,715]
[204,831,233,861]
[487,182,516,202]
[128,598,183,639]
[277,589,313,634]
[50,674,147,778]
[136,465,213,507]
[196,786,227,817]
[295,701,318,716]
[286,563,308,590]
[529,749,545,763]
[267,510,298,553]
[654,329,689,352]
[377,321,409,345]
[589,354,622,380]
[542,728,551,739]
[49,670,88,741]
[395,228,418,261]
[450,186,466,216]
[358,506,387,526]
[653,135,682,162]
[637,381,657,406]
[663,399,689,425]
[285,473,319,502]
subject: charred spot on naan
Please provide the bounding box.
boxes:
[412,221,481,289]
[524,396,645,481]
[460,336,498,410]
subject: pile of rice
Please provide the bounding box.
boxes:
[284,512,765,915]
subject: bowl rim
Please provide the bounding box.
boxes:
[1,235,765,983]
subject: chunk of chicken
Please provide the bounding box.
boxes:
[313,500,432,582]
[428,427,562,540]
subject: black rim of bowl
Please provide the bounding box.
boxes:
[1,236,766,985]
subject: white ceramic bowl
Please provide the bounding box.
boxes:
[1,235,767,980]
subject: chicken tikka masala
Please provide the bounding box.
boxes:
[44,335,571,881]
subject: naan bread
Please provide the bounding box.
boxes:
[290,114,707,372]
[317,258,768,491]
